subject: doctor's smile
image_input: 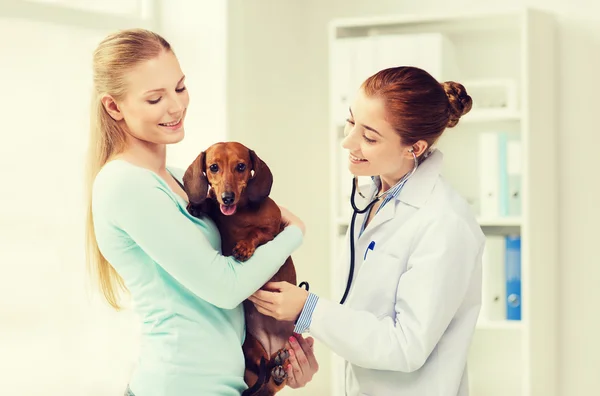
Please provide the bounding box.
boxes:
[349,153,367,164]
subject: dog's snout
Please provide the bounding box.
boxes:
[222,191,235,205]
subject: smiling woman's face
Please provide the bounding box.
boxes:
[342,89,411,187]
[105,50,190,146]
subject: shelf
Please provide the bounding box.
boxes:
[336,217,350,226]
[461,109,521,124]
[477,217,521,235]
[331,7,524,37]
[476,319,523,330]
[477,216,521,227]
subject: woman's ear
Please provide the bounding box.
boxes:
[101,94,124,121]
[408,140,429,158]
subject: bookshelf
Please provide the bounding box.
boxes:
[328,8,557,396]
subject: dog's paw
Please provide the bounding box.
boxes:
[273,349,289,366]
[271,365,287,385]
[233,240,256,261]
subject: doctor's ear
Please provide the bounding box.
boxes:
[406,140,429,158]
[101,94,124,121]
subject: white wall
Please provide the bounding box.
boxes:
[227,1,600,395]
[158,0,228,169]
[227,2,333,394]
[0,2,226,395]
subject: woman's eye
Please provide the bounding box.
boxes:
[236,163,246,172]
[176,86,186,93]
[148,97,162,105]
[363,135,376,143]
[346,118,355,125]
[209,164,219,173]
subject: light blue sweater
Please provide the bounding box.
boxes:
[92,160,303,396]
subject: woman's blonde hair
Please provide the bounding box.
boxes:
[85,29,172,310]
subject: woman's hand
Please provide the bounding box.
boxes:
[285,333,319,388]
[248,281,308,322]
[279,205,306,236]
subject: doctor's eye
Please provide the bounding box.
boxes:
[363,134,376,144]
[209,164,219,173]
[236,163,246,172]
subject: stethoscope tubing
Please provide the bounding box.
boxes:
[339,150,419,305]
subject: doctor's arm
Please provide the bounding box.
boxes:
[252,214,482,372]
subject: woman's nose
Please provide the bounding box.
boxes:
[341,128,357,150]
[168,96,185,114]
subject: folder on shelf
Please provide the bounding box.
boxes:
[506,139,522,217]
[479,132,501,217]
[330,33,459,127]
[330,38,355,124]
[479,131,522,218]
[505,235,522,321]
[481,235,507,321]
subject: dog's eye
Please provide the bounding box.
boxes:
[209,164,219,173]
[236,163,246,172]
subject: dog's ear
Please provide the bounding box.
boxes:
[183,151,209,215]
[246,149,273,203]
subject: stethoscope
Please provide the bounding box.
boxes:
[339,148,420,305]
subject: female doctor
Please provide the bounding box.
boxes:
[248,66,485,396]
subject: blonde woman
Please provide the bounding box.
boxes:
[86,29,318,396]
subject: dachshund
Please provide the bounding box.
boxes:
[182,141,298,396]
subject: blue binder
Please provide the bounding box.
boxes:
[505,235,522,320]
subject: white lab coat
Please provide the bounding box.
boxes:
[309,149,485,396]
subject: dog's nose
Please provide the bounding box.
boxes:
[222,192,235,205]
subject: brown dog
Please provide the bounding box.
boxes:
[182,141,298,396]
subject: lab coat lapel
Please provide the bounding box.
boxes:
[350,182,377,241]
[358,197,396,242]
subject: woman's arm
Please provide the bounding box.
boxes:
[93,169,303,310]
[250,214,482,372]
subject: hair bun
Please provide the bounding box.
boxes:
[442,81,473,128]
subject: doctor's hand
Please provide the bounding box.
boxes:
[248,281,308,322]
[285,333,319,388]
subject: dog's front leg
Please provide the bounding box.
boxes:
[233,229,274,261]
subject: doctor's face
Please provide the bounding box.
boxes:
[342,89,410,182]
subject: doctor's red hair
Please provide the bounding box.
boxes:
[361,66,472,151]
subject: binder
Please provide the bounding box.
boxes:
[479,132,500,217]
[505,235,522,320]
[330,38,356,123]
[506,139,522,216]
[481,235,506,321]
[479,131,522,218]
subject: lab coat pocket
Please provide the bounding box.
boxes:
[352,251,403,319]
